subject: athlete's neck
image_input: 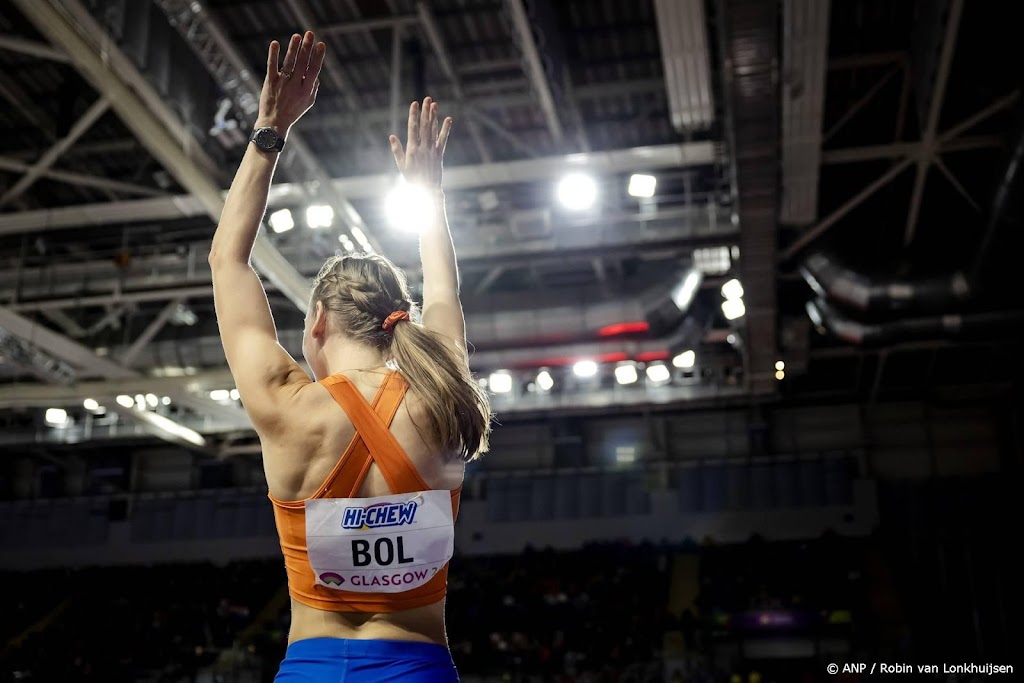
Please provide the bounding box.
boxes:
[314,337,388,381]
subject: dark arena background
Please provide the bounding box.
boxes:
[0,0,1021,681]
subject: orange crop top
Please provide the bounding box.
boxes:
[269,371,461,613]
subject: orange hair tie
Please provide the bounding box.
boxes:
[382,310,410,333]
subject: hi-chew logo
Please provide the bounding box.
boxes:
[342,500,418,529]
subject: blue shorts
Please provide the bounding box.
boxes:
[274,637,459,682]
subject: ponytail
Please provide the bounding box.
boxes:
[390,321,491,462]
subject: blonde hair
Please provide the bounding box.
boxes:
[310,254,491,461]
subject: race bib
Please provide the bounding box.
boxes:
[305,490,454,593]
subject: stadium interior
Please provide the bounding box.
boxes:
[0,0,1020,681]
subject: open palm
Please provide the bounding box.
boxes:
[389,97,452,188]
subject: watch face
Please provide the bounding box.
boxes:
[255,128,279,149]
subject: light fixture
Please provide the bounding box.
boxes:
[131,409,206,447]
[628,173,657,198]
[306,204,334,229]
[44,408,68,426]
[775,369,785,380]
[338,234,356,252]
[350,226,372,252]
[775,360,785,371]
[670,270,703,311]
[557,173,597,211]
[645,363,671,383]
[83,398,99,411]
[721,278,744,300]
[615,445,637,464]
[268,208,294,233]
[229,388,240,401]
[134,394,146,410]
[536,370,554,392]
[385,180,436,232]
[722,298,746,320]
[572,360,598,378]
[614,362,639,384]
[673,350,696,369]
[489,371,512,394]
[209,389,230,401]
[161,396,171,406]
[145,393,158,408]
[116,394,135,408]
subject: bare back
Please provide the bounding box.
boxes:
[261,368,465,645]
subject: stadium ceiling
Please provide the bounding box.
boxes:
[0,0,1021,450]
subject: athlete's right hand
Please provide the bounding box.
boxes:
[255,31,325,135]
[389,97,452,189]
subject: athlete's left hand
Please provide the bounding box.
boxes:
[256,31,325,135]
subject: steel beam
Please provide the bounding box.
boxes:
[119,298,184,367]
[782,155,915,260]
[504,0,565,146]
[933,155,980,212]
[820,136,1002,164]
[903,0,962,246]
[0,142,714,235]
[416,2,493,162]
[12,0,310,311]
[0,96,110,207]
[0,156,166,197]
[319,14,419,36]
[0,34,70,62]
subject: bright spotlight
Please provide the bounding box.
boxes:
[338,234,356,252]
[489,371,513,394]
[775,369,785,380]
[721,278,744,300]
[209,389,230,401]
[268,208,294,233]
[134,394,146,410]
[145,393,158,408]
[229,389,240,401]
[385,180,436,232]
[306,204,334,229]
[573,360,598,378]
[83,398,99,411]
[536,370,554,392]
[645,363,671,383]
[557,173,597,211]
[44,408,68,426]
[614,362,638,384]
[673,350,696,369]
[775,360,785,371]
[628,173,657,198]
[722,298,746,320]
[161,396,171,406]
[116,394,134,408]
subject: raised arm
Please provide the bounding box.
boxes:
[389,98,467,355]
[208,32,325,436]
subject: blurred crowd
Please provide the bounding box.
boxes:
[0,538,887,683]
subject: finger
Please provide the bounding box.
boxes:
[431,102,440,143]
[436,116,453,154]
[281,33,301,75]
[419,96,433,147]
[295,31,314,77]
[407,101,419,147]
[389,135,406,169]
[310,78,320,103]
[267,41,281,82]
[306,41,327,86]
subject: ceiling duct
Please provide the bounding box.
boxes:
[653,0,715,131]
[800,253,972,313]
[802,104,1024,314]
[806,298,1024,346]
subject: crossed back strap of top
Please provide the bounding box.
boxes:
[318,371,431,496]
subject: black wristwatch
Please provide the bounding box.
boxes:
[250,127,286,153]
